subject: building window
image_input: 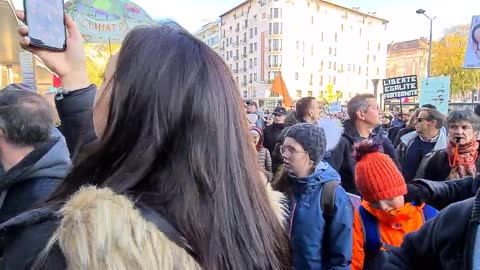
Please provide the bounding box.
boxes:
[341,24,344,32]
[271,8,280,18]
[333,62,337,70]
[295,72,299,80]
[311,16,314,24]
[254,58,258,66]
[244,19,248,28]
[328,61,332,69]
[296,90,302,97]
[236,23,240,32]
[335,33,338,42]
[309,74,313,85]
[378,42,381,51]
[243,61,247,69]
[365,80,369,89]
[250,28,253,38]
[235,63,239,71]
[249,59,253,68]
[348,64,351,71]
[243,91,247,98]
[376,67,380,76]
[302,42,305,51]
[358,66,362,75]
[254,73,257,80]
[308,91,313,97]
[249,44,253,53]
[320,61,324,71]
[255,27,258,35]
[311,44,314,56]
[296,41,300,49]
[320,75,323,86]
[373,55,377,62]
[269,22,282,34]
[359,28,362,36]
[254,43,258,51]
[321,32,324,42]
[329,47,332,55]
[340,63,344,72]
[334,48,337,56]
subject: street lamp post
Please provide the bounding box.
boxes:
[416,9,436,78]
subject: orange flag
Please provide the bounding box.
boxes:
[271,71,293,108]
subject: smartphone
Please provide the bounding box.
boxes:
[23,0,67,51]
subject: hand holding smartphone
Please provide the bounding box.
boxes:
[23,0,67,51]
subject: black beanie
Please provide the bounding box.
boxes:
[285,123,326,165]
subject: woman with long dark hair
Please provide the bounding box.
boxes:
[0,12,291,270]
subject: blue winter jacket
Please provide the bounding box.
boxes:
[288,161,354,270]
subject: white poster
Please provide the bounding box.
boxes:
[463,15,480,69]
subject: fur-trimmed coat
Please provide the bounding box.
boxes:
[0,185,286,269]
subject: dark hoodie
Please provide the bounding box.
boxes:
[340,119,399,195]
[0,128,71,223]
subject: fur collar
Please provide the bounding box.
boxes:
[35,185,287,270]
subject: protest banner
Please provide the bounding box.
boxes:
[382,75,418,99]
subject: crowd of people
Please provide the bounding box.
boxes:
[0,10,479,270]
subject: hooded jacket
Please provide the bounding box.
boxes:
[289,161,353,270]
[0,128,70,223]
[352,201,436,270]
[384,193,479,270]
[341,119,399,195]
[0,185,287,269]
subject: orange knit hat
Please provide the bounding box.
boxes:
[353,139,407,202]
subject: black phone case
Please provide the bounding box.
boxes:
[23,0,67,52]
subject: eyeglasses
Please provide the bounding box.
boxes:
[280,145,308,156]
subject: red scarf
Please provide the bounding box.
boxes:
[447,139,479,179]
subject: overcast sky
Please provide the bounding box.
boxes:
[12,0,479,42]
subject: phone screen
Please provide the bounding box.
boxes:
[24,0,66,51]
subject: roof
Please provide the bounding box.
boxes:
[388,38,428,53]
[219,0,388,23]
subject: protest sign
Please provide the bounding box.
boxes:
[382,75,418,99]
[419,76,450,115]
[464,15,480,69]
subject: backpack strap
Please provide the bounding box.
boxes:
[411,201,438,222]
[422,204,438,222]
[359,205,382,253]
[321,181,340,220]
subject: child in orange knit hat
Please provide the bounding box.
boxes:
[352,139,438,270]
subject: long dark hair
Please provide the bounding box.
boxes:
[47,25,291,269]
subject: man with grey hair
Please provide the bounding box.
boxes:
[417,110,480,184]
[397,108,447,183]
[0,84,70,223]
[340,93,398,194]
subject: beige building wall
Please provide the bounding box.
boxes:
[219,0,388,102]
[194,20,221,54]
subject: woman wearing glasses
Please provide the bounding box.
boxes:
[278,123,353,270]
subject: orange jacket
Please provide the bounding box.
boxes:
[352,200,427,270]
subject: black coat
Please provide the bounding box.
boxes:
[55,85,97,156]
[416,145,480,182]
[263,123,285,155]
[340,120,400,195]
[0,136,70,224]
[405,176,480,209]
[384,194,477,270]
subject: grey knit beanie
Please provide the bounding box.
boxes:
[285,123,326,165]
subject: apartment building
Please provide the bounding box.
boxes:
[386,38,428,80]
[218,0,388,103]
[194,20,221,54]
